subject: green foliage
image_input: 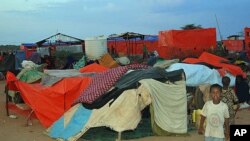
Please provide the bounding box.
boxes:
[181,24,203,30]
[0,45,20,51]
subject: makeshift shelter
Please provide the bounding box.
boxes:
[182,52,246,77]
[166,63,236,87]
[36,33,84,56]
[8,63,111,127]
[222,40,243,52]
[158,28,216,59]
[46,67,187,141]
[15,77,91,127]
[107,32,158,56]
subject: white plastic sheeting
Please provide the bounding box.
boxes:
[166,63,236,87]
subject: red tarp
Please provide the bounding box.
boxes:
[20,46,37,59]
[107,40,158,56]
[12,64,110,127]
[245,27,250,57]
[15,77,92,127]
[222,40,243,51]
[158,28,216,59]
[79,63,109,73]
[183,52,246,77]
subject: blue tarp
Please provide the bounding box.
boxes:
[15,50,25,70]
[49,105,92,140]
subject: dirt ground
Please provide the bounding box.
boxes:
[0,80,249,141]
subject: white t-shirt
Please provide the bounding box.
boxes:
[201,101,229,138]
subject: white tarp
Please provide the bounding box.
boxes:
[166,63,236,87]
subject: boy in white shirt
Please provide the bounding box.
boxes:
[198,84,230,141]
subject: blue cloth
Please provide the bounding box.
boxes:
[49,105,92,140]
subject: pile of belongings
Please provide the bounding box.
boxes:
[46,63,188,141]
[12,51,247,141]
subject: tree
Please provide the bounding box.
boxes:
[181,24,203,30]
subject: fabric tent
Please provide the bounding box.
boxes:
[166,63,236,87]
[182,52,246,77]
[107,32,158,56]
[15,77,92,127]
[13,63,109,127]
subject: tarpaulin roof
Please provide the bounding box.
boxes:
[15,77,92,127]
[108,32,145,40]
[183,52,246,77]
[13,63,110,127]
[108,32,158,41]
[36,33,84,47]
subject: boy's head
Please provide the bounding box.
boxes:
[222,76,230,87]
[210,84,222,104]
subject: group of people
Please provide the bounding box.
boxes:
[198,75,250,141]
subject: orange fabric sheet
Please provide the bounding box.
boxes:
[222,40,243,51]
[15,77,92,128]
[107,40,158,56]
[6,71,18,90]
[183,52,246,77]
[158,28,216,59]
[79,63,109,73]
[245,28,250,58]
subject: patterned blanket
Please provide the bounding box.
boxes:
[73,64,149,105]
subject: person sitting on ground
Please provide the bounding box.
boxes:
[198,84,229,141]
[235,75,250,105]
[221,76,240,125]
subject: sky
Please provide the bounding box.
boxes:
[0,0,249,45]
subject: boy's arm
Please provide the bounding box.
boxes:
[224,118,230,140]
[198,115,206,134]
